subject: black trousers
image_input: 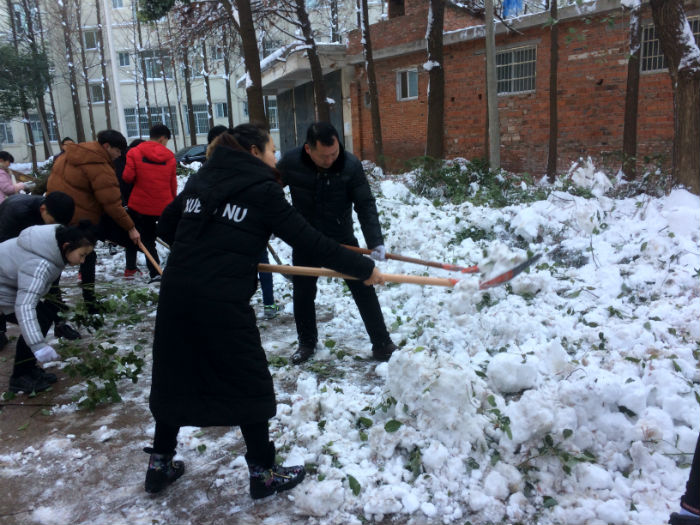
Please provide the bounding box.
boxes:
[128,209,160,278]
[153,420,272,467]
[6,300,57,377]
[681,433,700,513]
[0,277,66,333]
[80,214,134,305]
[292,272,391,348]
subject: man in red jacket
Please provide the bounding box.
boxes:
[122,124,177,282]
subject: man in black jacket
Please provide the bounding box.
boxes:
[0,191,79,350]
[277,122,396,364]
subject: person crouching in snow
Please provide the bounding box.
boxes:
[145,123,384,499]
[0,221,97,394]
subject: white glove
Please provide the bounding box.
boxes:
[370,245,386,261]
[34,345,60,363]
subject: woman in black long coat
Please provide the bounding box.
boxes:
[144,123,383,499]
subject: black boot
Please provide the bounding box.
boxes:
[0,332,8,351]
[372,340,397,362]
[144,447,185,494]
[291,344,315,365]
[247,442,306,499]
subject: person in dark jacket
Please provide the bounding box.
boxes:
[0,191,79,350]
[145,123,384,499]
[277,122,396,364]
[670,436,700,524]
[122,125,177,282]
[114,138,145,276]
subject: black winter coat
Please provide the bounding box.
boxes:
[150,146,375,427]
[0,194,45,243]
[277,145,384,251]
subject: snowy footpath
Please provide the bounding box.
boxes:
[0,162,698,525]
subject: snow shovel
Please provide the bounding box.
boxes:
[341,245,479,273]
[259,253,540,289]
[138,241,163,276]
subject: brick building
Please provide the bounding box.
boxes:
[343,0,699,175]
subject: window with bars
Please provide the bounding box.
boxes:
[124,107,178,138]
[83,30,99,50]
[90,83,104,103]
[0,122,14,145]
[28,114,58,142]
[641,16,700,72]
[396,69,418,100]
[496,45,536,95]
[118,52,130,67]
[184,104,210,135]
[266,97,279,130]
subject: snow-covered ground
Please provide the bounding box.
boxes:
[0,160,698,525]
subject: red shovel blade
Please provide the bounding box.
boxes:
[478,253,542,290]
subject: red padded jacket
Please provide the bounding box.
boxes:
[122,141,177,216]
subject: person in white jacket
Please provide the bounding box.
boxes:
[0,221,96,394]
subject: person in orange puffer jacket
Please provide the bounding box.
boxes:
[122,124,177,282]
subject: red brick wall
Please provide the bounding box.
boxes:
[350,5,675,175]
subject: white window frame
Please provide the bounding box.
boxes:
[266,97,279,130]
[112,0,124,8]
[83,29,99,50]
[215,102,228,119]
[27,114,58,143]
[641,16,699,73]
[125,106,178,138]
[142,49,172,80]
[0,121,14,145]
[118,51,130,67]
[496,45,537,95]
[396,69,418,101]
[184,104,210,135]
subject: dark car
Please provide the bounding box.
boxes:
[174,144,207,165]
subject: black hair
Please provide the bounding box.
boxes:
[207,125,228,144]
[55,220,98,256]
[0,151,15,163]
[128,138,145,150]
[60,137,74,145]
[149,124,171,140]
[97,129,127,151]
[43,191,75,225]
[228,122,271,154]
[306,122,340,148]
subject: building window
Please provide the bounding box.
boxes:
[112,0,123,8]
[184,104,210,135]
[266,97,279,130]
[396,69,418,100]
[641,16,699,72]
[118,52,130,67]
[212,47,225,61]
[0,121,14,145]
[141,50,172,79]
[496,45,536,94]
[215,102,228,119]
[90,83,105,103]
[262,38,282,58]
[28,114,58,142]
[124,107,178,138]
[242,101,249,118]
[83,29,99,50]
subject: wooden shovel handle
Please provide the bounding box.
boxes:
[341,244,479,274]
[257,263,457,287]
[138,241,163,275]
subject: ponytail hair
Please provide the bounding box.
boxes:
[55,220,98,255]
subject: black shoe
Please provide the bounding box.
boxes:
[249,463,306,499]
[54,322,81,340]
[148,275,161,284]
[372,341,397,362]
[0,332,7,351]
[144,448,185,494]
[9,373,52,394]
[29,366,58,384]
[670,512,700,525]
[291,344,315,365]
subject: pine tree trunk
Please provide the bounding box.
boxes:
[331,0,340,42]
[95,0,112,129]
[295,0,330,122]
[201,40,215,129]
[166,15,187,147]
[35,0,63,144]
[360,0,385,168]
[136,8,152,130]
[155,21,177,149]
[649,0,700,194]
[182,51,197,145]
[75,0,96,140]
[546,0,558,182]
[222,30,235,128]
[425,0,445,160]
[234,0,266,124]
[622,3,641,180]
